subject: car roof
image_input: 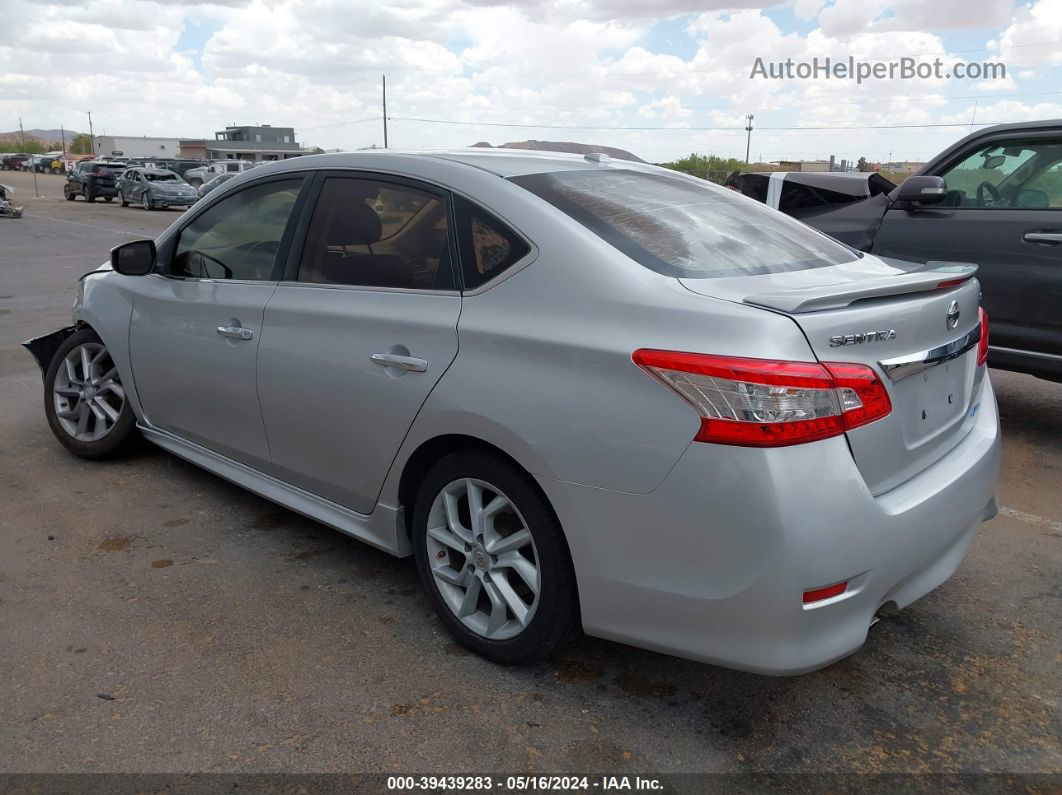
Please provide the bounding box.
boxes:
[250,148,647,178]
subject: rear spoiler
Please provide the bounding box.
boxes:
[743,262,978,313]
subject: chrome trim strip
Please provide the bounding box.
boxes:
[879,323,981,381]
[989,345,1062,362]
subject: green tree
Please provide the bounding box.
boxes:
[0,138,46,154]
[857,156,869,172]
[657,153,747,184]
[70,134,93,155]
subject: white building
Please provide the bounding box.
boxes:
[93,136,182,159]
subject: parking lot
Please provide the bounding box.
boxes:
[1,170,1059,777]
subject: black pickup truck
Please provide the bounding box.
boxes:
[734,119,1062,383]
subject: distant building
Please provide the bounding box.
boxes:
[93,136,181,159]
[880,161,926,174]
[180,125,306,162]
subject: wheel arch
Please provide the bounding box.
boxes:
[396,434,565,549]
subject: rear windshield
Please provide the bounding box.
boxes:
[510,169,857,279]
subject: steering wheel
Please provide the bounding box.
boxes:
[976,180,1003,207]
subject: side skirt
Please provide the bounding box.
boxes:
[139,425,411,557]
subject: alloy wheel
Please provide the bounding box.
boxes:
[52,342,125,442]
[425,478,541,641]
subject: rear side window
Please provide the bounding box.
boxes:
[511,169,856,279]
[453,196,530,290]
[172,178,303,281]
[297,177,454,290]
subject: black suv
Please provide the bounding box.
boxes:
[64,160,128,202]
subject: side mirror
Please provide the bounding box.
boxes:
[897,175,948,207]
[111,239,156,276]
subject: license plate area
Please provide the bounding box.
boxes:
[893,355,973,446]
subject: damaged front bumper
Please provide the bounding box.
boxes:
[22,327,76,376]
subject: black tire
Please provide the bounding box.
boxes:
[86,189,95,203]
[103,196,113,203]
[43,328,141,460]
[141,193,152,211]
[119,190,129,207]
[64,186,75,201]
[412,449,580,664]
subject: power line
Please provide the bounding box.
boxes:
[387,115,1009,132]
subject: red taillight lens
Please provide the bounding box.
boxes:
[977,307,989,367]
[632,350,892,447]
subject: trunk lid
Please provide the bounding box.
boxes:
[681,256,986,495]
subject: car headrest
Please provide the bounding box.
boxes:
[328,201,383,246]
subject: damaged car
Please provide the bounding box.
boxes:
[0,182,23,218]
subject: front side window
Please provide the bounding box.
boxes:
[297,177,453,290]
[171,178,303,281]
[511,169,856,279]
[940,139,1062,208]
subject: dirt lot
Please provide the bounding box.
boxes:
[1,171,1060,778]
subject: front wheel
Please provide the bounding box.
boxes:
[141,193,152,211]
[412,450,580,664]
[119,190,129,207]
[43,329,141,459]
[64,186,75,201]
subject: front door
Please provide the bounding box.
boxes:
[872,135,1062,357]
[128,175,307,471]
[256,173,461,513]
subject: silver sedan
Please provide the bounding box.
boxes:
[23,150,1000,674]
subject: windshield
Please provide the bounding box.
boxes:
[145,171,181,182]
[510,169,857,278]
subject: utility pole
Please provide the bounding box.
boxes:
[969,100,979,132]
[744,114,754,165]
[382,74,388,149]
[61,123,66,154]
[87,110,95,157]
[19,117,40,198]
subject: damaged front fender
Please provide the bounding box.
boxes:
[22,326,77,377]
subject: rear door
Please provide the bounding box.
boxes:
[128,175,307,471]
[872,135,1062,358]
[256,172,461,513]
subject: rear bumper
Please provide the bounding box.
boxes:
[538,375,1001,675]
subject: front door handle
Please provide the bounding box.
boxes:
[217,325,253,340]
[370,353,427,372]
[1023,232,1062,244]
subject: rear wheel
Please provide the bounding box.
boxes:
[85,188,95,202]
[43,329,140,459]
[412,450,580,664]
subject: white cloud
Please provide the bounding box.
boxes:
[0,0,1058,164]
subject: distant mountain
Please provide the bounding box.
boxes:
[0,128,84,146]
[470,139,644,163]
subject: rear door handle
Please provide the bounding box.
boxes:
[1023,232,1062,244]
[217,325,254,340]
[370,353,427,372]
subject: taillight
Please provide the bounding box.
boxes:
[977,307,989,367]
[632,350,892,447]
